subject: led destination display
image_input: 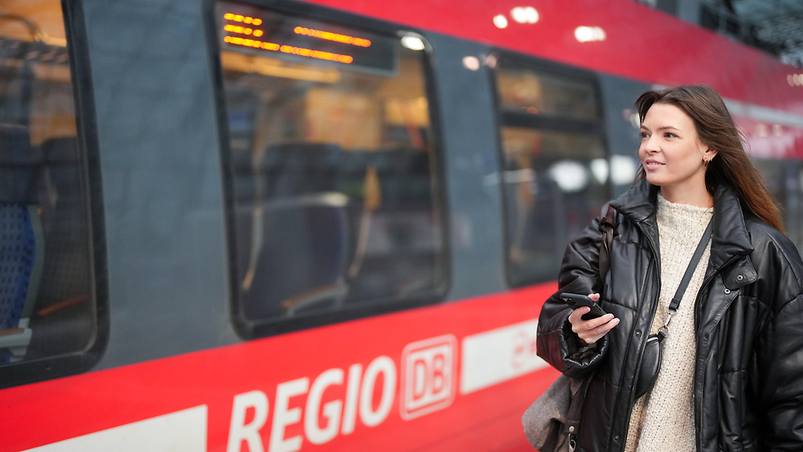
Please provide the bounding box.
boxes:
[218,1,398,76]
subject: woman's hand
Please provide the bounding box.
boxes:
[568,293,620,344]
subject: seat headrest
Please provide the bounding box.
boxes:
[0,124,34,165]
[40,136,79,164]
[0,124,40,204]
[260,142,342,172]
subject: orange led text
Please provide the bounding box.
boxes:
[224,13,263,26]
[223,36,354,64]
[224,24,264,37]
[293,26,371,47]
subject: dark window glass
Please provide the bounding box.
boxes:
[494,60,607,287]
[753,158,803,253]
[213,1,446,336]
[0,2,95,367]
[496,67,599,121]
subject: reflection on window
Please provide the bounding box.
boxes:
[496,67,599,120]
[753,159,803,253]
[495,62,607,287]
[0,3,94,365]
[215,2,446,335]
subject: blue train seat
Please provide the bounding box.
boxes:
[0,124,44,363]
[242,192,351,319]
[235,142,347,286]
[34,137,90,321]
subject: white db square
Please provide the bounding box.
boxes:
[400,334,458,420]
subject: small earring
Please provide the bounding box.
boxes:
[703,157,709,167]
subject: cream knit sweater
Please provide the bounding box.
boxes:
[624,195,713,452]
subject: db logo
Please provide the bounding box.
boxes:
[400,334,458,420]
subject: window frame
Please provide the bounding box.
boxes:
[0,0,109,389]
[489,50,610,289]
[203,0,450,339]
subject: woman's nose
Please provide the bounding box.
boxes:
[643,135,659,153]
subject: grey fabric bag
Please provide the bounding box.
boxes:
[522,375,586,452]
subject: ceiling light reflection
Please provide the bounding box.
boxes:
[493,15,509,29]
[549,160,588,193]
[511,7,539,24]
[630,112,641,129]
[575,26,606,42]
[463,56,480,71]
[400,35,425,51]
[590,158,609,184]
[611,155,637,185]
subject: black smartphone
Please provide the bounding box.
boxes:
[560,293,607,320]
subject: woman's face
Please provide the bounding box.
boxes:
[639,103,717,203]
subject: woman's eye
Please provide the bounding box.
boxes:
[640,131,649,138]
[664,132,677,138]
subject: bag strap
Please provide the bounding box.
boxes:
[564,377,592,451]
[670,219,713,310]
[658,219,713,338]
[599,204,616,279]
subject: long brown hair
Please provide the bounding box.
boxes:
[634,85,784,232]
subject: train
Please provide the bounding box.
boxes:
[2,0,803,450]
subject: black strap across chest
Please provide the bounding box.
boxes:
[668,219,714,313]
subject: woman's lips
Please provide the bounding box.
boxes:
[644,159,664,170]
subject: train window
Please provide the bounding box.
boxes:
[493,58,608,287]
[496,67,599,121]
[753,158,803,253]
[211,1,447,337]
[0,1,103,385]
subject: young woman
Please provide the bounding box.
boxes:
[536,85,803,451]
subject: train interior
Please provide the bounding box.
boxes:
[0,2,93,365]
[217,3,448,325]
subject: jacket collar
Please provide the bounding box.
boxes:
[709,184,754,270]
[610,179,754,271]
[609,178,657,223]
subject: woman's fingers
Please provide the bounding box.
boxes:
[580,316,620,344]
[568,307,619,344]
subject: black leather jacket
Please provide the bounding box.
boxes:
[537,180,803,451]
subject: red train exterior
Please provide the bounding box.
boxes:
[2,0,802,451]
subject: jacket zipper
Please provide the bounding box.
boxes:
[692,275,713,452]
[612,218,662,452]
[692,252,745,452]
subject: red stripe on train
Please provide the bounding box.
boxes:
[2,284,558,452]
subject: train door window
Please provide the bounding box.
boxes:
[753,158,803,252]
[210,1,447,337]
[492,57,608,287]
[0,1,103,386]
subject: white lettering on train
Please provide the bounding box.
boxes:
[227,391,270,452]
[399,335,457,420]
[358,356,396,427]
[226,356,397,452]
[340,363,362,435]
[270,378,309,452]
[305,369,343,444]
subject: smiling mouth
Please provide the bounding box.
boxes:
[644,161,665,169]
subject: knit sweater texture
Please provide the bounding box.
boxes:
[624,194,713,452]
